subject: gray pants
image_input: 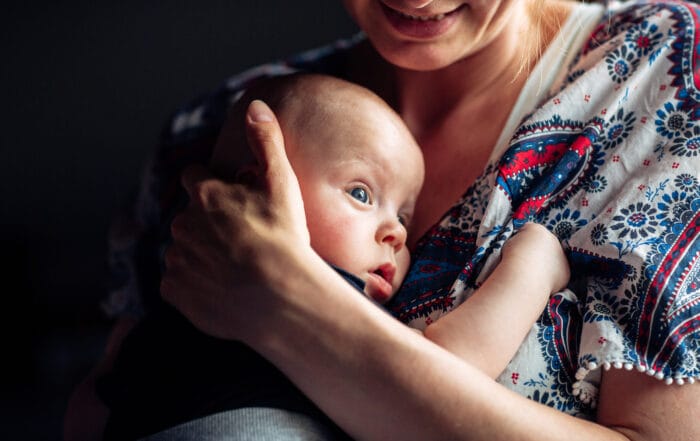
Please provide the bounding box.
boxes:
[140,407,350,441]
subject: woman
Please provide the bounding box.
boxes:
[69,0,700,440]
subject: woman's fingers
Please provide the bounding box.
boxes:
[161,100,311,341]
[180,164,230,210]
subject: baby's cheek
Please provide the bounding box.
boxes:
[308,217,360,270]
[396,249,412,286]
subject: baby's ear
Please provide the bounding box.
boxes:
[209,105,256,180]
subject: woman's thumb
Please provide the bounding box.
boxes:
[245,100,295,197]
[244,99,308,237]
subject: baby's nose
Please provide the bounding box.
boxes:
[378,218,407,251]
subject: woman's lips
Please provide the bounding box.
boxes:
[380,2,465,39]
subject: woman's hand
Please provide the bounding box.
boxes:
[160,100,310,343]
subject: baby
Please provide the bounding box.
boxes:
[99,74,569,440]
[210,73,424,304]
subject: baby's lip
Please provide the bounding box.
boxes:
[364,263,396,303]
[374,263,396,286]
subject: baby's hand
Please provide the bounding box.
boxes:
[501,223,570,294]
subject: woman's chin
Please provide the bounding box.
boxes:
[376,43,464,72]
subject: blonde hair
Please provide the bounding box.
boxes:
[518,0,569,76]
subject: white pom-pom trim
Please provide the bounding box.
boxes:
[577,360,698,386]
[572,380,599,408]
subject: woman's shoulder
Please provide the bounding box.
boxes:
[483,0,700,403]
[582,0,700,54]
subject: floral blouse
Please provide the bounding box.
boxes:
[106,0,700,421]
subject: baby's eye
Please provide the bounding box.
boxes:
[398,215,408,227]
[348,186,371,204]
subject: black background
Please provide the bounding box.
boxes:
[2,2,356,439]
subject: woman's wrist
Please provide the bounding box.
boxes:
[247,247,398,385]
[240,244,338,348]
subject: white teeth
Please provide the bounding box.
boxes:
[398,11,446,21]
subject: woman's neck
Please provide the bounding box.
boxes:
[393,0,574,243]
[395,0,570,138]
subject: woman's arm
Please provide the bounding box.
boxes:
[423,222,570,378]
[161,101,700,441]
[244,255,698,441]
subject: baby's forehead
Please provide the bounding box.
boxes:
[284,85,384,120]
[274,76,423,181]
[294,108,413,161]
[284,91,397,142]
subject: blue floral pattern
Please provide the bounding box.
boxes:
[603,107,636,150]
[605,43,641,83]
[391,0,700,418]
[656,101,694,139]
[671,124,700,157]
[610,202,660,241]
[547,208,588,242]
[625,19,665,57]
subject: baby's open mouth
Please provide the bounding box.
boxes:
[364,264,396,304]
[373,263,395,285]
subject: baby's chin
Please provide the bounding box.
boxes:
[364,272,395,304]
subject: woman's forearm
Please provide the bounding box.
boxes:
[249,250,626,441]
[162,102,699,441]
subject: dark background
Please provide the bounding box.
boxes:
[2,2,357,439]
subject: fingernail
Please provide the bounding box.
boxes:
[248,100,274,122]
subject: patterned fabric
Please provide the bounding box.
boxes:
[106,0,700,421]
[389,0,700,418]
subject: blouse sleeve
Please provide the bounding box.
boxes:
[505,0,700,389]
[485,2,700,414]
[567,0,700,387]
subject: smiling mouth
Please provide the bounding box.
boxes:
[379,2,465,39]
[397,10,447,21]
[382,3,466,22]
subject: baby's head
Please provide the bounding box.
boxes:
[211,74,424,303]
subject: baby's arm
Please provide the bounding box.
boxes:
[423,222,569,378]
